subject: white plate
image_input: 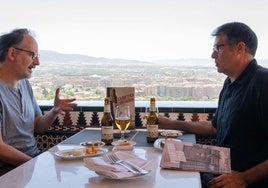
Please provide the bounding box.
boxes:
[111,140,136,146]
[80,141,105,147]
[54,147,108,160]
[153,138,181,151]
[95,171,150,180]
[160,130,183,138]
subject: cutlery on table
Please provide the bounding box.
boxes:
[103,152,149,175]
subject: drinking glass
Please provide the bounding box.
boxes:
[115,105,131,140]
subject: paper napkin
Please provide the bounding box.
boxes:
[84,151,152,179]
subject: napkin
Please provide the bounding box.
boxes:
[84,151,152,179]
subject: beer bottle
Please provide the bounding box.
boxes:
[101,97,114,145]
[146,98,159,143]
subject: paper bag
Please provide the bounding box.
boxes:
[106,87,135,130]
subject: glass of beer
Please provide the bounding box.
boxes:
[115,105,131,140]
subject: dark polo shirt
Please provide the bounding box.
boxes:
[212,59,268,174]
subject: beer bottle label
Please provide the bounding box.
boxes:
[147,124,158,138]
[101,126,113,140]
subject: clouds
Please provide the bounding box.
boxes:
[1,0,268,60]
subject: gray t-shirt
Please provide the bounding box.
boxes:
[0,79,42,160]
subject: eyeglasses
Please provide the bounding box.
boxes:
[213,44,225,53]
[14,47,40,59]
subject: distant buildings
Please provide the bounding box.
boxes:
[30,53,228,101]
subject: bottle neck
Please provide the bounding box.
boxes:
[104,104,111,113]
[150,103,156,112]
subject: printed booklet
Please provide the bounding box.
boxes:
[160,139,231,174]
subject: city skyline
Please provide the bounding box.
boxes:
[30,51,230,101]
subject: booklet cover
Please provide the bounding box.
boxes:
[160,139,231,174]
[106,87,135,130]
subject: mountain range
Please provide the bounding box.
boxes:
[39,50,268,67]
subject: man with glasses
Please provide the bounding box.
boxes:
[159,22,268,187]
[0,28,77,175]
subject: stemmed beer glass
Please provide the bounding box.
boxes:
[115,105,131,140]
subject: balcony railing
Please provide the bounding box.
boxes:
[36,101,217,151]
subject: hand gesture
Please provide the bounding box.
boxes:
[53,88,77,115]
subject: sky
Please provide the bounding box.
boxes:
[1,0,268,61]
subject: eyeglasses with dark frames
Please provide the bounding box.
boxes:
[213,44,225,53]
[13,47,40,59]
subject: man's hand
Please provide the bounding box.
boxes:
[53,88,77,115]
[208,171,247,188]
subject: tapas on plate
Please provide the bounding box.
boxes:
[153,138,181,151]
[160,130,183,138]
[80,141,105,147]
[111,140,136,146]
[54,147,108,160]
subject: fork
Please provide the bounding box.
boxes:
[103,153,141,175]
[106,152,149,175]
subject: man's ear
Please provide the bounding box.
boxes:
[236,41,246,54]
[6,47,17,61]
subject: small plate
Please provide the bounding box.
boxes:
[54,147,108,160]
[112,145,134,151]
[160,130,183,138]
[111,140,136,146]
[153,138,181,151]
[80,141,105,147]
